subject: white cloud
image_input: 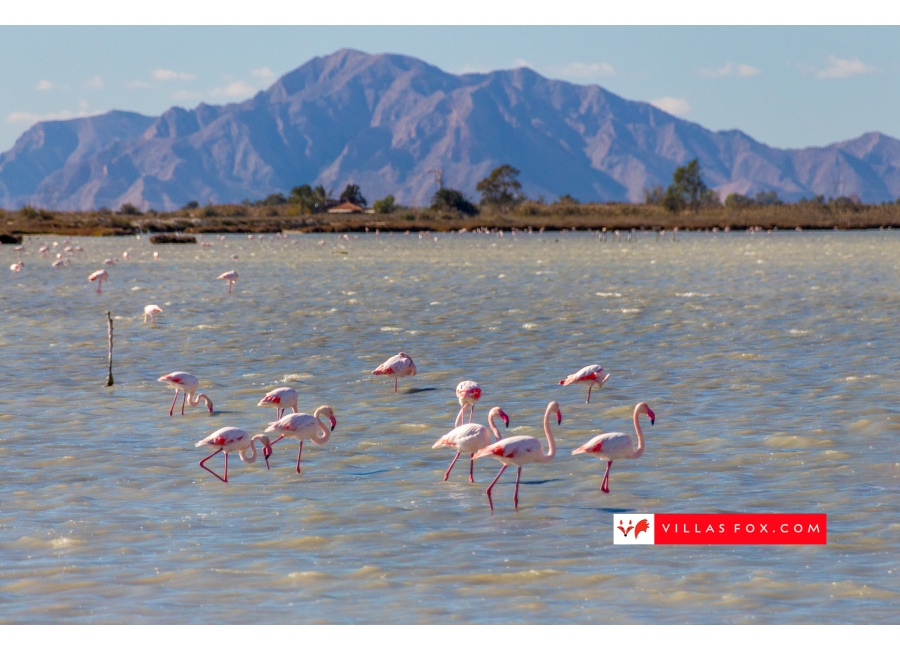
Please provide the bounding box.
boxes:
[209,80,256,99]
[558,62,615,78]
[152,69,197,81]
[35,79,55,91]
[8,109,73,124]
[171,89,202,101]
[251,67,276,79]
[698,62,760,78]
[86,76,104,89]
[127,80,153,89]
[817,55,876,79]
[650,96,691,116]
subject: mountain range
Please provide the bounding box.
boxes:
[2,48,900,211]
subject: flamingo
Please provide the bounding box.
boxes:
[39,245,49,255]
[88,269,108,293]
[195,427,273,482]
[264,406,337,473]
[144,304,163,323]
[52,259,67,268]
[372,352,417,392]
[474,401,562,510]
[433,406,509,482]
[558,364,610,403]
[157,371,214,416]
[153,251,159,260]
[218,270,238,294]
[571,402,655,493]
[257,386,299,419]
[10,263,23,273]
[123,251,129,261]
[455,380,482,425]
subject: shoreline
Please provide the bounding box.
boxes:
[3,201,900,238]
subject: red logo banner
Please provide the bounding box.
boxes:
[654,514,826,544]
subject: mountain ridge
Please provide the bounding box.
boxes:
[2,48,899,211]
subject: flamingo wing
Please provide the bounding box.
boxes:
[572,432,634,459]
[560,364,603,385]
[196,427,246,448]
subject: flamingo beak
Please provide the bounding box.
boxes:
[263,446,271,470]
[647,408,656,425]
[330,415,337,431]
[500,412,509,428]
[557,412,563,425]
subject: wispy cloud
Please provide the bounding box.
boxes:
[698,62,760,78]
[85,76,104,89]
[152,69,197,81]
[817,55,876,79]
[557,62,615,78]
[650,96,691,116]
[7,105,96,125]
[251,67,276,79]
[35,79,55,91]
[209,80,256,99]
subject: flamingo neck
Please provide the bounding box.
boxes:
[239,439,258,464]
[633,408,645,459]
[454,404,466,428]
[542,405,557,461]
[188,392,213,412]
[487,409,503,441]
[312,407,331,445]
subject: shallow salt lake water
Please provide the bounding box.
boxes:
[1,229,899,623]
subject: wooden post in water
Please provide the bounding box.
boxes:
[105,311,114,387]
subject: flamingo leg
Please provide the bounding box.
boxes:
[443,452,461,481]
[601,461,612,493]
[586,383,593,404]
[181,393,186,415]
[393,377,398,392]
[199,449,227,482]
[295,440,304,473]
[468,405,474,423]
[97,281,102,294]
[485,465,508,511]
[168,391,179,417]
[269,435,285,446]
[469,453,475,483]
[513,467,522,509]
[228,281,232,294]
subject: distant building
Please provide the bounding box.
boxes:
[327,202,365,214]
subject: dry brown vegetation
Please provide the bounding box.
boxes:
[3,200,900,238]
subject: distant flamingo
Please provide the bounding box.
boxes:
[144,304,163,323]
[571,402,655,493]
[474,401,562,510]
[157,371,214,416]
[258,386,298,419]
[558,364,610,403]
[264,406,337,473]
[39,246,49,255]
[433,406,509,482]
[455,380,482,425]
[195,427,273,482]
[88,269,108,293]
[218,270,238,294]
[123,251,129,261]
[10,263,23,273]
[153,252,159,260]
[372,352,417,392]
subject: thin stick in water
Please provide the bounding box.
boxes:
[105,311,114,387]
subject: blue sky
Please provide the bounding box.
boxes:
[1,26,899,153]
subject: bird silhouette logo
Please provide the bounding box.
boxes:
[617,518,651,538]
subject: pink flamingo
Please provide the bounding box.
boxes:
[455,380,482,425]
[474,401,562,510]
[433,406,508,482]
[372,352,417,392]
[571,402,655,493]
[10,263,23,273]
[217,270,238,294]
[144,304,163,323]
[558,364,610,403]
[88,269,108,293]
[257,386,298,419]
[264,406,337,473]
[195,427,273,482]
[157,372,214,416]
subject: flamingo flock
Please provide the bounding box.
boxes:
[2,234,662,506]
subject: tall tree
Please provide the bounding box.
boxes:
[340,183,367,207]
[663,159,712,213]
[476,164,525,211]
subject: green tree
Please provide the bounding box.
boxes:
[476,164,525,211]
[754,190,783,206]
[373,194,397,214]
[289,184,317,213]
[431,188,478,215]
[340,183,367,207]
[643,185,665,205]
[725,193,755,207]
[663,159,710,213]
[119,202,142,215]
